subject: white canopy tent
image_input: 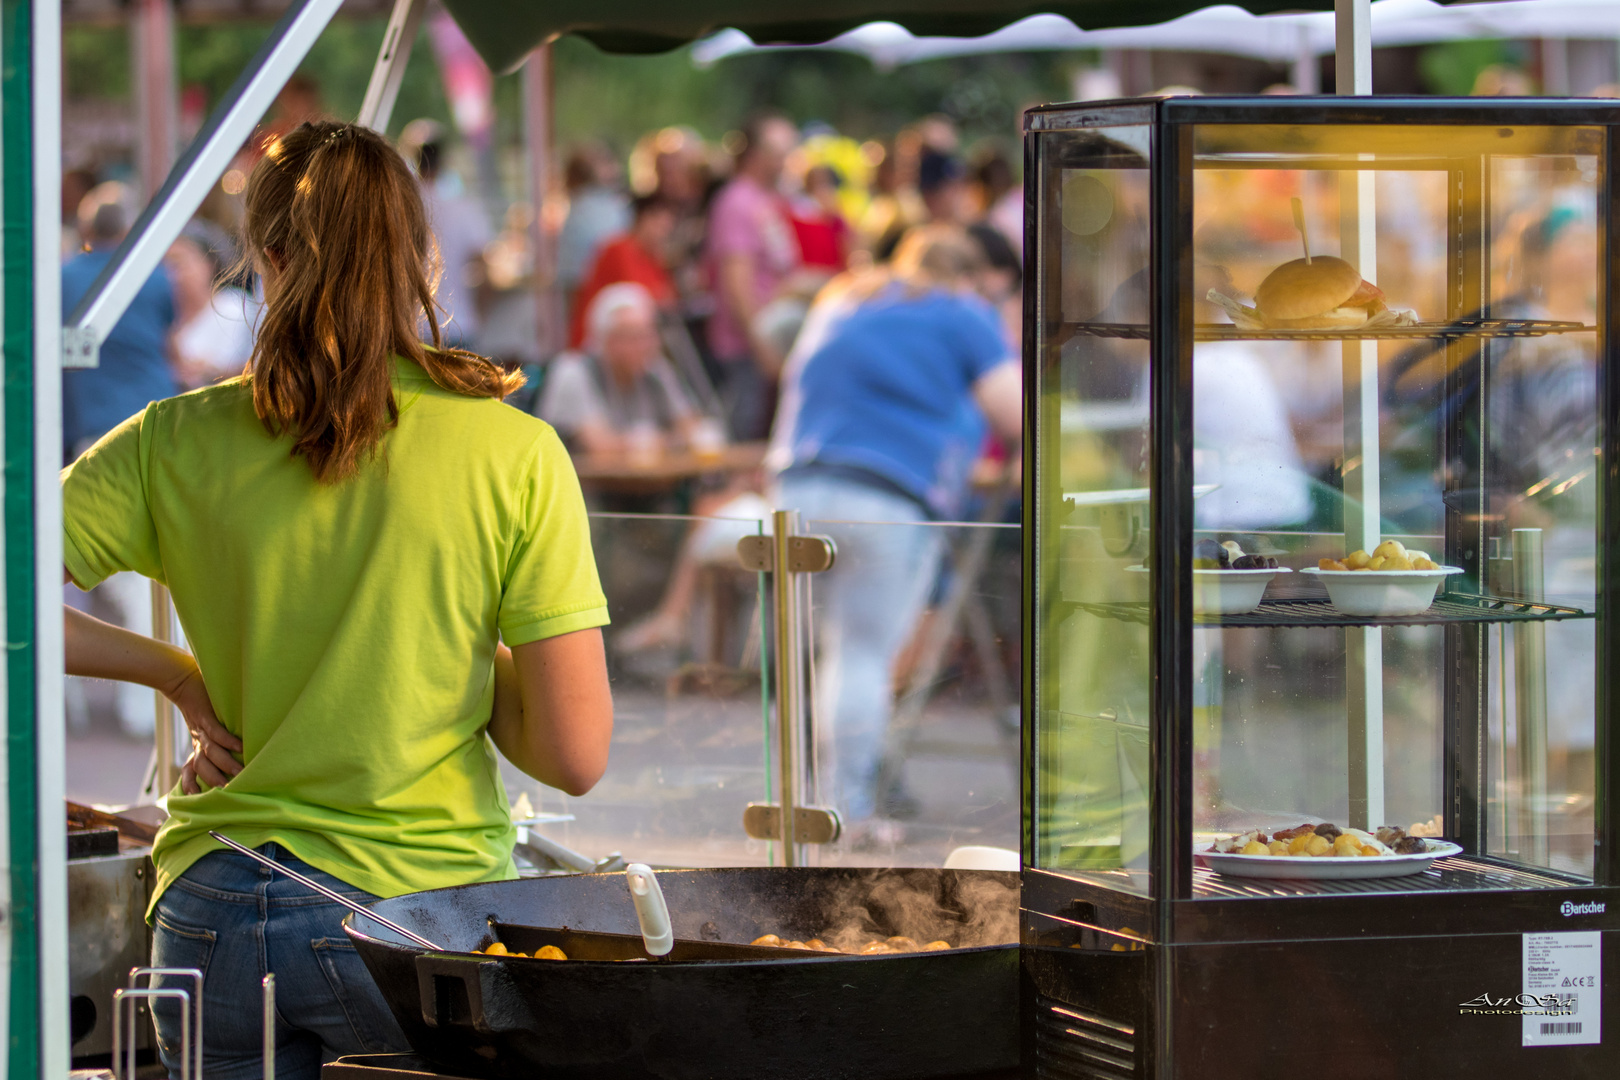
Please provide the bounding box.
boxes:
[692,0,1620,70]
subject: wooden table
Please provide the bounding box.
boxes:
[572,441,768,495]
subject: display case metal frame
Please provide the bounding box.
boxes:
[1021,95,1620,1080]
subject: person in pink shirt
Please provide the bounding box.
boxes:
[704,112,802,439]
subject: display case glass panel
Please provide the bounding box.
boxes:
[1029,104,1610,903]
[1030,121,1156,896]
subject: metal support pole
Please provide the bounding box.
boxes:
[356,0,428,133]
[523,46,563,357]
[130,0,178,201]
[1336,0,1382,831]
[1512,528,1548,864]
[772,509,805,865]
[1334,0,1372,96]
[63,0,345,368]
[33,1,72,1074]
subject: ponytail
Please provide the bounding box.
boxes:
[242,121,521,483]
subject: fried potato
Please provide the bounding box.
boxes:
[1373,540,1406,560]
[751,934,782,947]
[482,942,508,956]
[1345,549,1372,569]
[1319,558,1348,571]
[534,945,567,960]
[1239,840,1269,855]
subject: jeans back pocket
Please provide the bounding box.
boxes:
[149,914,218,1067]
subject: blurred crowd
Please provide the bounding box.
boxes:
[60,86,1027,842]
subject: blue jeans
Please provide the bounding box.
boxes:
[150,844,409,1080]
[778,472,945,821]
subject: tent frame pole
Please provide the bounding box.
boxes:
[61,0,344,369]
[1335,0,1372,95]
[356,0,428,132]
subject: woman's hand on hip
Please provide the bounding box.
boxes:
[168,664,244,794]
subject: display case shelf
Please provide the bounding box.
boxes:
[1193,856,1582,900]
[1062,318,1594,342]
[1066,594,1592,629]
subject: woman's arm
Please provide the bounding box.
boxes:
[487,627,613,796]
[62,592,243,793]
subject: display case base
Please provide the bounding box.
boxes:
[1025,929,1617,1079]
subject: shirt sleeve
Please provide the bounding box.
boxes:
[61,407,163,590]
[534,356,605,435]
[954,297,1015,385]
[498,426,610,646]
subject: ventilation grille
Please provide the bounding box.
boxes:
[1035,994,1138,1080]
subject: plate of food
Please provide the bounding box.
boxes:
[1130,539,1290,614]
[1197,822,1462,880]
[1302,539,1463,616]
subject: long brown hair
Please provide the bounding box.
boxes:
[242,121,521,482]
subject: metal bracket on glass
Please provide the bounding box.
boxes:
[736,533,836,574]
[743,803,843,845]
[62,325,99,370]
[739,512,838,866]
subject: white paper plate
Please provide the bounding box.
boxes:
[1196,839,1463,880]
[1301,566,1464,617]
[1126,566,1289,614]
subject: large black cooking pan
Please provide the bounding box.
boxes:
[344,866,1020,1080]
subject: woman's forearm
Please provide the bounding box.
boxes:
[64,604,198,699]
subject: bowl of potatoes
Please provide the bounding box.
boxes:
[1303,539,1463,616]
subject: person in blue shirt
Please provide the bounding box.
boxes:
[771,224,1022,843]
[62,186,178,460]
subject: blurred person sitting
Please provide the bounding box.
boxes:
[168,219,260,390]
[537,283,697,456]
[770,224,1021,844]
[568,194,679,348]
[403,119,493,348]
[704,111,803,440]
[557,142,631,311]
[63,182,177,461]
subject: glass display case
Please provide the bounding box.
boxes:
[1021,98,1618,1079]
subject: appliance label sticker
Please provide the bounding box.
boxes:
[1522,931,1601,1047]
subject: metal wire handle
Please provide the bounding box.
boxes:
[114,988,190,1080]
[207,831,443,951]
[128,966,203,1080]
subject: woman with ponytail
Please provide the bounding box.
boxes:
[60,121,614,1078]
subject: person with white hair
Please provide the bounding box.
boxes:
[535,282,698,455]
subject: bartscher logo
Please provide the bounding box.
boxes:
[1561,900,1606,917]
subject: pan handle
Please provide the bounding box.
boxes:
[625,864,673,957]
[415,954,525,1033]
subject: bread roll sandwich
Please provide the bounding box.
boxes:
[1254,256,1387,330]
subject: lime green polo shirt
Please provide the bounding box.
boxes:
[61,358,609,911]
